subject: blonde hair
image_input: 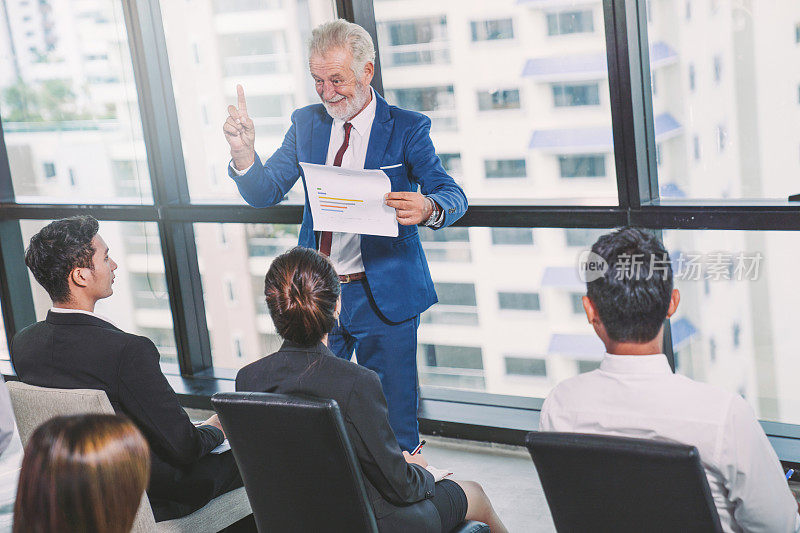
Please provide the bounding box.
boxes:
[309,20,376,77]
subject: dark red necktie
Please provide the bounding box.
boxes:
[319,122,352,257]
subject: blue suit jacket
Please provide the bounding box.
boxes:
[229,93,468,323]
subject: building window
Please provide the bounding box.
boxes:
[385,86,456,130]
[43,162,56,179]
[693,135,701,161]
[552,82,600,107]
[485,159,526,179]
[688,63,695,92]
[505,356,547,377]
[477,89,520,111]
[578,360,601,373]
[422,344,483,370]
[565,228,607,248]
[716,124,727,153]
[491,228,533,246]
[796,23,800,44]
[797,84,800,105]
[713,55,722,83]
[709,337,717,363]
[470,18,514,41]
[558,154,605,178]
[192,42,200,64]
[380,16,449,67]
[423,282,478,325]
[733,323,741,348]
[685,0,691,20]
[225,279,237,303]
[570,293,584,314]
[233,337,243,358]
[217,31,288,76]
[438,153,462,175]
[546,10,594,36]
[656,143,663,167]
[498,292,541,311]
[435,282,477,307]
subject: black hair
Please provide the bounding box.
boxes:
[264,247,341,346]
[25,216,99,303]
[586,227,673,343]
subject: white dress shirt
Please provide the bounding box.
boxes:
[540,353,800,533]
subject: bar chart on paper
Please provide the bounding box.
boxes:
[317,190,363,214]
[300,162,398,237]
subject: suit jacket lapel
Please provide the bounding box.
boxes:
[310,108,332,164]
[365,93,394,170]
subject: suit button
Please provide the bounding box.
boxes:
[448,208,455,214]
[425,491,432,498]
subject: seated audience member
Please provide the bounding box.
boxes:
[13,414,149,533]
[11,216,243,521]
[236,247,507,533]
[540,227,798,532]
[0,378,22,533]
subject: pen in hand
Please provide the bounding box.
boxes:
[786,469,795,481]
[410,440,426,456]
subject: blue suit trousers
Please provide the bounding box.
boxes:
[328,279,420,452]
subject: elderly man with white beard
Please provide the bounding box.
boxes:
[222,19,468,452]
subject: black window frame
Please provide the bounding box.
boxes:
[1,0,799,461]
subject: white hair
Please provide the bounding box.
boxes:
[308,20,376,78]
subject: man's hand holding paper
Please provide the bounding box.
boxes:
[301,162,399,237]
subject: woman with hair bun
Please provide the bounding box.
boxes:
[13,414,150,533]
[236,247,506,533]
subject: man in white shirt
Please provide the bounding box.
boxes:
[540,227,799,532]
[222,20,468,451]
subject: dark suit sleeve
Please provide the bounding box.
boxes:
[404,114,468,229]
[345,371,434,505]
[228,110,301,208]
[117,336,223,465]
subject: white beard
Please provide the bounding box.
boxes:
[322,82,371,121]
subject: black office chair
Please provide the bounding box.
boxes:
[212,392,489,533]
[525,432,723,533]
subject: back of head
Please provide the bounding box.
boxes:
[25,216,99,303]
[586,227,673,343]
[264,247,341,347]
[309,20,375,74]
[13,414,150,533]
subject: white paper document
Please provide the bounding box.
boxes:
[300,162,398,237]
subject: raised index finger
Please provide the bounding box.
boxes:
[237,84,248,116]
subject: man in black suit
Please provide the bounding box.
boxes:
[10,216,243,521]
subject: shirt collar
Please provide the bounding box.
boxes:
[49,307,118,328]
[599,353,672,375]
[334,87,376,137]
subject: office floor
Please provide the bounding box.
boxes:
[189,408,555,532]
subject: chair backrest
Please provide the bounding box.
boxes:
[526,432,723,533]
[6,381,114,445]
[212,391,379,533]
[6,381,158,533]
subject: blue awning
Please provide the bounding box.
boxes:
[522,42,677,80]
[548,334,605,360]
[529,113,681,151]
[541,266,584,289]
[654,112,682,140]
[660,183,686,198]
[650,41,679,68]
[671,318,698,348]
